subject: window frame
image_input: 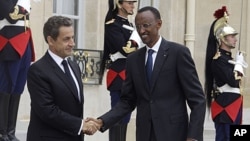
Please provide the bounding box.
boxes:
[52,0,85,49]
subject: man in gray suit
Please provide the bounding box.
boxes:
[26,16,97,141]
[87,6,206,141]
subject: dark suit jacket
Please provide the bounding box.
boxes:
[99,38,206,141]
[27,52,84,141]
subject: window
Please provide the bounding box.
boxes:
[53,0,84,49]
[138,0,159,8]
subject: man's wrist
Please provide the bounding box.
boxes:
[97,118,103,127]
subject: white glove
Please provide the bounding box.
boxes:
[235,51,248,68]
[228,51,248,76]
[129,30,144,48]
[228,51,248,68]
[17,0,31,13]
[234,64,245,76]
[122,25,145,48]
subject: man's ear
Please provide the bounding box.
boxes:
[156,19,162,29]
[47,36,54,46]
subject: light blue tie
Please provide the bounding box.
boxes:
[146,49,154,86]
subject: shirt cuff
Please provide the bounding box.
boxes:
[78,120,84,135]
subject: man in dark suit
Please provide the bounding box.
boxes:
[86,6,206,141]
[26,16,97,141]
[99,0,140,141]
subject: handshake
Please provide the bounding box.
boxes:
[82,117,103,135]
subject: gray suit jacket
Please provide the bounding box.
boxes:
[99,38,206,141]
[27,52,84,141]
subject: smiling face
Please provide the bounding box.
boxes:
[48,26,75,59]
[135,10,162,47]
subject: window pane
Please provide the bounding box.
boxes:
[73,19,78,48]
[52,0,81,49]
[53,0,57,13]
[62,0,78,15]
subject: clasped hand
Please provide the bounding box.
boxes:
[82,117,103,135]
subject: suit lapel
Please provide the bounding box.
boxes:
[137,47,151,91]
[151,39,169,91]
[68,59,84,103]
[45,53,81,102]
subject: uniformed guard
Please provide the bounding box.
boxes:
[205,6,248,141]
[99,0,141,141]
[0,0,35,141]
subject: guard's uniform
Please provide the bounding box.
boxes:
[211,49,242,124]
[0,0,35,140]
[104,15,132,92]
[205,6,247,141]
[211,49,243,141]
[100,1,139,141]
[101,14,136,141]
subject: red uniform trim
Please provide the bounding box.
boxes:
[106,69,118,88]
[211,95,243,122]
[211,101,224,119]
[0,35,8,51]
[225,96,243,122]
[119,70,126,80]
[106,69,126,88]
[0,29,35,61]
[9,30,30,57]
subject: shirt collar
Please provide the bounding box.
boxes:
[48,49,67,66]
[146,36,162,53]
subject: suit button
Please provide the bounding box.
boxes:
[150,100,153,104]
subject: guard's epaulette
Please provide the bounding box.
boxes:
[213,51,221,60]
[105,19,115,25]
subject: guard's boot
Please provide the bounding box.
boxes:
[7,95,20,141]
[0,94,10,141]
[109,124,128,141]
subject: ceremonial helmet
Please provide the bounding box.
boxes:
[213,6,238,48]
[106,0,137,22]
[112,0,137,10]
